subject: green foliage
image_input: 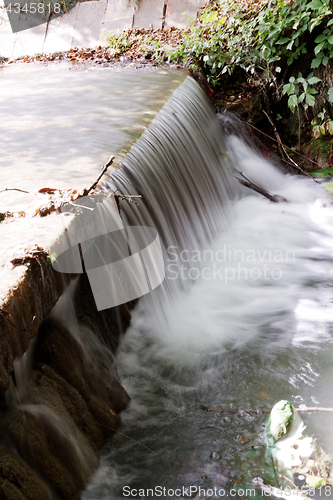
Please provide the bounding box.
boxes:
[106,0,333,129]
[257,0,331,67]
[107,30,176,63]
[309,166,333,177]
[178,0,333,108]
[282,72,321,112]
[108,31,133,55]
[180,1,260,86]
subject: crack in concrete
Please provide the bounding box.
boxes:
[42,13,52,52]
[101,0,109,34]
[70,3,80,49]
[161,1,167,29]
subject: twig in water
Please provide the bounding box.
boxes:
[234,171,288,203]
[95,420,159,456]
[282,475,297,489]
[295,407,333,412]
[199,405,270,414]
[199,404,333,414]
[0,188,30,194]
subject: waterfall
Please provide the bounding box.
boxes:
[82,78,333,499]
[107,77,240,319]
[2,73,333,500]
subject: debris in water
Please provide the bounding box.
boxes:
[266,400,333,493]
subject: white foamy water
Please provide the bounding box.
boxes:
[83,103,333,500]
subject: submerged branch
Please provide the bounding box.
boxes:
[234,171,288,203]
[0,187,30,194]
[199,405,270,414]
[199,405,333,414]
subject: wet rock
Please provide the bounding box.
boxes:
[34,317,130,423]
[74,273,135,352]
[0,316,13,395]
[31,364,105,450]
[2,307,130,499]
[0,443,50,500]
[9,411,82,500]
[0,251,132,498]
[0,251,67,395]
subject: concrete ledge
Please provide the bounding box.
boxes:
[0,215,72,394]
[0,66,186,396]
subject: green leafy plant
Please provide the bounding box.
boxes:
[283,73,321,112]
[177,0,333,97]
[108,31,133,55]
[312,109,333,138]
[106,0,333,137]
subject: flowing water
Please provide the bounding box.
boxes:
[2,64,333,499]
[0,63,185,212]
[80,78,333,499]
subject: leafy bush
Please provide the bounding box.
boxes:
[106,0,333,132]
[180,0,333,112]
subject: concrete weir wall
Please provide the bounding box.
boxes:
[0,66,188,499]
[0,205,136,499]
[0,1,203,495]
[0,0,206,59]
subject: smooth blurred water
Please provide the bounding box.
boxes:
[0,63,185,211]
[82,88,333,499]
[2,64,332,498]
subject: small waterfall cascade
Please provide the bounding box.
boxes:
[1,74,333,500]
[82,79,333,499]
[108,77,240,318]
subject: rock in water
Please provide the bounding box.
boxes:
[267,400,294,444]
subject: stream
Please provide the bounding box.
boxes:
[1,65,333,500]
[82,79,333,499]
[0,63,185,212]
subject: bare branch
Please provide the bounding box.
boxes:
[234,171,288,203]
[0,188,30,194]
[262,110,315,182]
[248,117,325,182]
[199,404,333,414]
[81,155,115,197]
